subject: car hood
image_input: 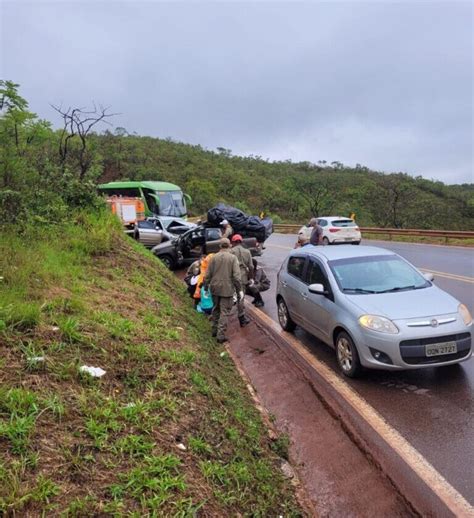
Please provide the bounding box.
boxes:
[344,285,459,320]
[151,239,177,253]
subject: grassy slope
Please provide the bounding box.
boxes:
[0,211,302,516]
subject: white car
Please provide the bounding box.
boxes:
[298,217,361,245]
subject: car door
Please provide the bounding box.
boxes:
[182,228,205,261]
[283,256,308,326]
[137,219,164,248]
[204,228,222,254]
[301,258,336,343]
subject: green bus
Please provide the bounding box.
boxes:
[98,181,190,219]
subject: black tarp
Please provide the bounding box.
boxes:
[207,204,273,242]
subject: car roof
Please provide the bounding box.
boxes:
[318,216,353,221]
[291,245,395,261]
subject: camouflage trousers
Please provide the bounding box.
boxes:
[211,295,234,340]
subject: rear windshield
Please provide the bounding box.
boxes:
[332,220,357,227]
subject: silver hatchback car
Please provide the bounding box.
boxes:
[276,245,472,377]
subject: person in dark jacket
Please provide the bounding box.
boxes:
[309,218,323,245]
[246,259,270,307]
[204,238,242,343]
[230,234,253,327]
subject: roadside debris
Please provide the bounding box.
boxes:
[280,460,295,479]
[28,356,45,363]
[177,443,187,451]
[79,365,106,377]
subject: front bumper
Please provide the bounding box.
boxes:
[352,316,472,370]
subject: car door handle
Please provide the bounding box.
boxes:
[301,292,308,299]
[282,282,288,288]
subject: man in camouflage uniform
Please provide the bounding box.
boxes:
[230,234,253,327]
[204,238,242,343]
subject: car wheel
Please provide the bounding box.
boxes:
[335,331,362,378]
[323,236,330,246]
[277,298,296,332]
[352,241,361,245]
[159,254,175,270]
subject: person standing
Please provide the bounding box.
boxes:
[309,217,323,245]
[230,234,253,327]
[246,259,270,307]
[220,219,233,239]
[204,238,242,343]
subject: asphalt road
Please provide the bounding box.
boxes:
[257,234,474,505]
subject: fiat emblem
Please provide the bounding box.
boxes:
[430,319,439,327]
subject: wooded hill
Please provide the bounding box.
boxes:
[96,132,473,230]
[1,80,472,230]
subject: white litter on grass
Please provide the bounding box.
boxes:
[125,402,136,408]
[51,326,60,332]
[28,356,45,363]
[219,352,226,358]
[177,443,187,451]
[79,365,106,378]
[280,461,295,479]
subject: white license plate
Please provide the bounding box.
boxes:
[344,237,353,241]
[425,341,457,357]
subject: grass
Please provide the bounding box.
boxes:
[362,233,474,247]
[0,210,303,516]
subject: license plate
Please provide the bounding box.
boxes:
[425,341,457,357]
[344,238,353,241]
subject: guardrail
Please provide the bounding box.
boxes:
[273,224,474,244]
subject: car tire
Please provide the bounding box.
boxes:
[335,331,363,378]
[277,298,296,332]
[159,254,175,270]
[323,236,330,246]
[352,241,361,245]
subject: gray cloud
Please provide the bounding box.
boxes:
[1,1,472,183]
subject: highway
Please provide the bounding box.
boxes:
[258,234,474,505]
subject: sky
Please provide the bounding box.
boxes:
[1,1,473,184]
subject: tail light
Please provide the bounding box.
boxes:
[329,228,341,233]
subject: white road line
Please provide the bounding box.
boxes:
[265,243,474,284]
[253,308,474,517]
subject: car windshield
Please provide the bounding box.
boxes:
[328,255,430,294]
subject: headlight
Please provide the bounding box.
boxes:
[359,315,399,334]
[458,304,472,326]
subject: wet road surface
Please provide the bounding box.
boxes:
[227,315,415,516]
[258,234,474,505]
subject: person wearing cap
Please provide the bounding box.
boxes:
[309,217,323,245]
[220,219,233,239]
[230,234,253,327]
[204,238,242,343]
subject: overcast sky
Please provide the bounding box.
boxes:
[1,1,473,183]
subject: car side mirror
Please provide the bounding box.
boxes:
[308,283,327,295]
[423,272,434,282]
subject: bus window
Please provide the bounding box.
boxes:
[157,191,186,217]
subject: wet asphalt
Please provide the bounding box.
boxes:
[258,234,474,505]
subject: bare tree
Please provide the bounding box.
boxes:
[51,103,117,178]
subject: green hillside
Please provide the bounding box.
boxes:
[0,211,302,515]
[0,81,305,515]
[95,133,474,230]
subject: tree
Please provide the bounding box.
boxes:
[292,173,338,217]
[51,103,117,178]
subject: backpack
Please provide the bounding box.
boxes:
[198,287,214,314]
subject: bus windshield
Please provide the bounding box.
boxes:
[157,190,186,217]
